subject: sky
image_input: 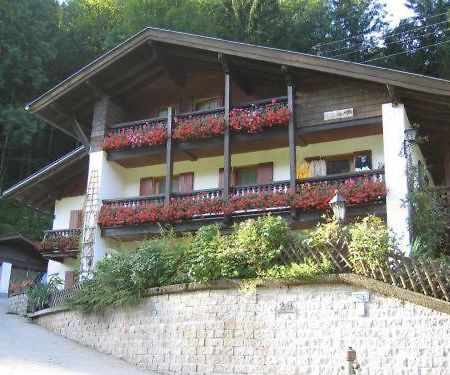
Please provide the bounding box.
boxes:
[383,0,415,27]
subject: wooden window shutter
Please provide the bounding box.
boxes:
[179,172,194,193]
[257,163,274,184]
[140,177,155,196]
[69,210,83,229]
[64,271,75,289]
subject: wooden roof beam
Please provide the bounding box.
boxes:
[148,41,185,87]
[386,84,400,107]
[51,103,90,151]
[218,54,252,96]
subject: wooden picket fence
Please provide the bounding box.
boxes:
[283,238,450,302]
[46,241,450,310]
[48,283,83,308]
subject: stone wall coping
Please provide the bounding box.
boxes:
[28,273,450,319]
[27,305,67,319]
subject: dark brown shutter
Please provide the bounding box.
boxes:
[140,177,154,196]
[64,271,75,289]
[69,210,83,229]
[257,162,274,184]
[218,168,224,188]
[179,172,194,193]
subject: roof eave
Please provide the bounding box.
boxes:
[26,27,450,115]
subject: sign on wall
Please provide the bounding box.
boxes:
[324,108,354,121]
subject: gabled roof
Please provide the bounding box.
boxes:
[27,27,450,113]
[1,146,88,212]
[26,27,450,140]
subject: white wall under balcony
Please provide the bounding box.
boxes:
[47,258,78,288]
[53,195,85,230]
[120,134,385,197]
[298,134,384,169]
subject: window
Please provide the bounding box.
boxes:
[69,210,83,229]
[219,163,273,187]
[236,167,258,186]
[139,173,193,196]
[195,97,220,111]
[326,159,351,175]
[305,151,372,177]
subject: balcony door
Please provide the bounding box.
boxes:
[219,163,273,187]
[140,173,194,196]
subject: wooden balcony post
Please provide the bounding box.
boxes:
[443,144,450,186]
[283,66,297,193]
[165,107,174,203]
[222,60,231,201]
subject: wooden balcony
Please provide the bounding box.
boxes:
[105,97,291,168]
[100,170,386,239]
[40,229,81,259]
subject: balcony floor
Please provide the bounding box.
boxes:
[101,202,386,241]
[107,127,290,168]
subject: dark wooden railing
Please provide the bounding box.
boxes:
[101,170,385,211]
[176,106,225,122]
[40,229,81,254]
[232,180,291,196]
[172,188,223,201]
[106,96,289,139]
[108,116,167,132]
[231,96,287,110]
[102,195,165,208]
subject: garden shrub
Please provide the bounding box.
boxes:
[68,235,191,313]
[261,256,332,280]
[348,215,390,274]
[188,224,224,282]
[302,215,345,254]
[28,274,62,312]
[68,215,336,313]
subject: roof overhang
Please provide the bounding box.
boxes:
[26,28,450,139]
[1,146,88,213]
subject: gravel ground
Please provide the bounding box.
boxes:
[0,297,151,375]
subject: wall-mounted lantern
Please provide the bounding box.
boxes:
[329,191,346,223]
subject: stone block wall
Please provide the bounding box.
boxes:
[8,292,29,316]
[34,282,450,375]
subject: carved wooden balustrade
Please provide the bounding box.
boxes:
[99,170,386,228]
[40,229,81,258]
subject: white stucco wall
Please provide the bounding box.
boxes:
[52,195,86,230]
[0,262,11,294]
[382,103,411,255]
[88,151,128,264]
[47,258,78,288]
[120,135,384,197]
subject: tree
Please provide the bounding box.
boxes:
[380,0,450,78]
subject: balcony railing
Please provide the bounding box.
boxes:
[40,229,81,257]
[98,170,385,228]
[103,97,290,151]
[103,117,168,151]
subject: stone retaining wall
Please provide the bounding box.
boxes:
[8,292,29,316]
[33,281,450,375]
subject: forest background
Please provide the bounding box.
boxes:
[0,0,449,238]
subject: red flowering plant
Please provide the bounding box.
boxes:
[9,279,34,295]
[102,121,167,151]
[98,176,386,227]
[230,99,291,134]
[40,232,80,252]
[173,112,225,142]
